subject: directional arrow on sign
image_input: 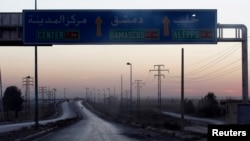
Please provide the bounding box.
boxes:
[95,16,102,36]
[163,16,170,36]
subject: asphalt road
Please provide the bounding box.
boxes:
[35,101,182,141]
[0,101,76,133]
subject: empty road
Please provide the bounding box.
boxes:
[35,101,182,141]
[35,100,137,141]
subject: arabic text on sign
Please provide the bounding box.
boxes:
[111,15,144,26]
[28,15,87,27]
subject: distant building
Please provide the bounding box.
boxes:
[220,99,250,124]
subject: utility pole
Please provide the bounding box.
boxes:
[39,86,47,118]
[47,87,50,104]
[39,86,47,102]
[39,86,47,108]
[150,65,169,115]
[133,80,145,118]
[64,88,66,100]
[107,88,111,105]
[103,89,106,104]
[113,86,116,105]
[53,88,56,104]
[125,90,130,107]
[120,75,123,110]
[34,0,39,128]
[181,48,185,132]
[93,89,96,102]
[0,68,4,121]
[98,89,100,103]
[52,88,56,114]
[90,89,93,102]
[85,88,89,102]
[23,76,33,120]
[47,87,53,114]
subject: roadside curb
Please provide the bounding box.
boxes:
[14,117,80,141]
[13,101,81,141]
[14,128,56,141]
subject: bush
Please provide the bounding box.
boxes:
[197,92,221,117]
[184,99,196,114]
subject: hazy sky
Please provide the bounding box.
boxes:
[0,0,249,99]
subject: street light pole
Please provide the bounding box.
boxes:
[107,88,111,105]
[127,62,132,118]
[34,0,39,128]
[103,89,106,104]
[53,88,56,104]
[53,88,56,112]
[0,68,4,121]
[85,88,89,101]
[98,89,100,103]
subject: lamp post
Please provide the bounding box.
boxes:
[107,88,111,105]
[85,88,89,102]
[127,62,132,118]
[0,68,4,121]
[93,89,96,102]
[97,89,100,103]
[52,88,56,113]
[103,89,106,104]
[53,88,56,104]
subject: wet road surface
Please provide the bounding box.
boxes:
[35,101,182,141]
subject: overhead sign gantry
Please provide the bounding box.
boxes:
[23,9,217,45]
[0,9,248,125]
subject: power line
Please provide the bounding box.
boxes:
[186,58,241,82]
[173,56,242,82]
[165,46,241,83]
[142,43,243,89]
[39,86,47,108]
[186,46,240,76]
[186,65,241,83]
[144,72,157,89]
[149,65,169,114]
[39,87,47,100]
[133,80,145,118]
[185,44,239,68]
[23,76,33,120]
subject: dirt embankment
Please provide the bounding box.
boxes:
[83,101,207,141]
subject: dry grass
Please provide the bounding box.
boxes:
[84,99,189,131]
